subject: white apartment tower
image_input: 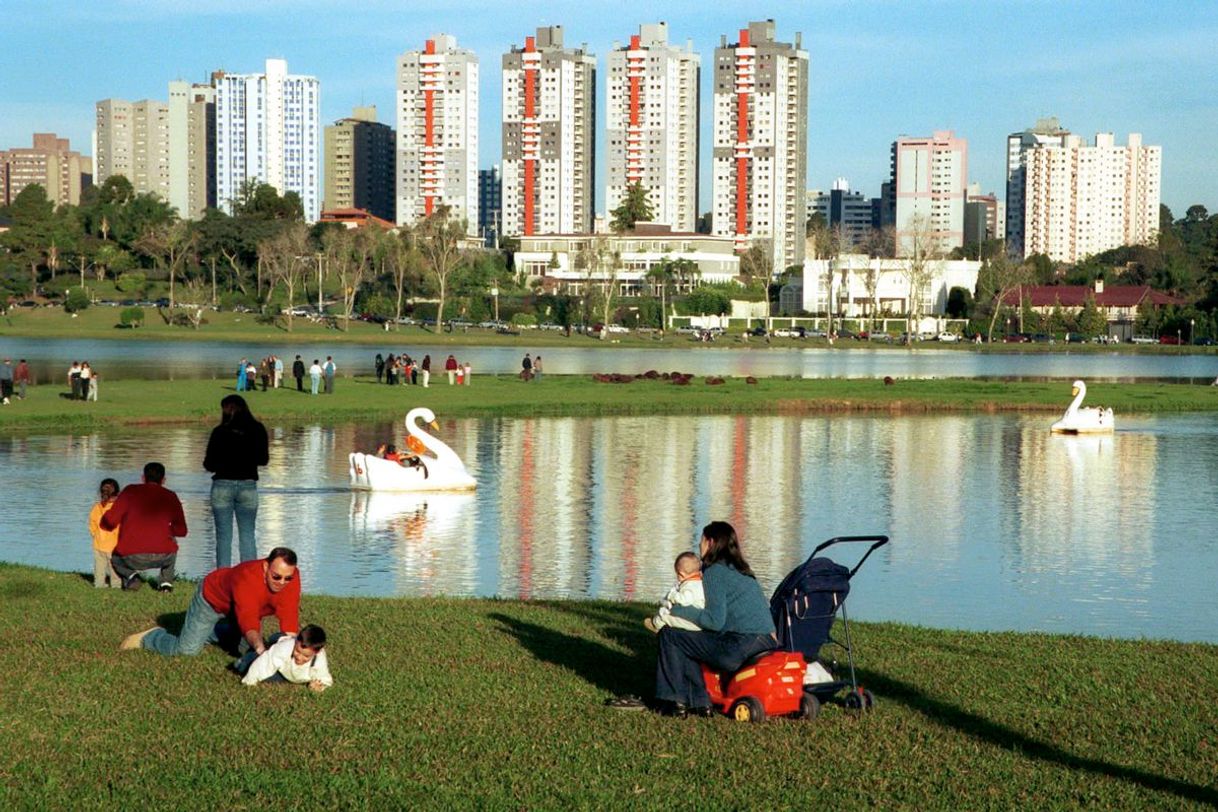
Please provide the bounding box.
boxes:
[1022,132,1161,263]
[501,26,596,237]
[711,20,809,275]
[891,130,968,257]
[396,35,479,233]
[606,23,700,233]
[1005,117,1070,258]
[94,98,171,201]
[214,59,321,220]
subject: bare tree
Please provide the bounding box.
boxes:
[899,214,943,344]
[258,223,310,332]
[322,227,374,331]
[417,207,468,330]
[597,238,623,339]
[739,239,774,286]
[863,263,880,332]
[136,221,196,310]
[385,227,421,323]
[979,254,1032,342]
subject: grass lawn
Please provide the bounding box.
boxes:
[0,564,1215,808]
[2,375,1218,433]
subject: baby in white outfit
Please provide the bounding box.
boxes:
[644,551,705,633]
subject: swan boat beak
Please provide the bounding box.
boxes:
[1071,386,1080,397]
[429,420,440,431]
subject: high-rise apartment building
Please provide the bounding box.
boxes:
[0,133,90,206]
[711,20,808,274]
[1005,117,1070,258]
[963,182,1004,247]
[168,81,216,219]
[1022,132,1161,263]
[396,36,478,232]
[805,178,874,251]
[891,130,968,257]
[94,99,171,202]
[215,59,321,221]
[605,23,700,233]
[478,165,502,247]
[501,26,596,237]
[325,105,395,222]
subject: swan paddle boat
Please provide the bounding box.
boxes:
[349,407,477,491]
[1050,380,1114,434]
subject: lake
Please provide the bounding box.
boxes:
[1,412,1215,643]
[3,335,1217,382]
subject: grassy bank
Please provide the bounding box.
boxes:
[0,564,1214,808]
[3,375,1218,432]
[3,305,1214,355]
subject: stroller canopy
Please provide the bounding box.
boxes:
[770,556,851,659]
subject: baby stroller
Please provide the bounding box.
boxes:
[698,534,888,722]
[770,535,889,712]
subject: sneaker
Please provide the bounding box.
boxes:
[604,695,648,711]
[119,627,160,651]
[122,574,143,591]
[157,582,173,593]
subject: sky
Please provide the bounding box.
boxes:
[1,0,1215,216]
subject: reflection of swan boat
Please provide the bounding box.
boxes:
[1051,380,1114,434]
[349,407,477,491]
[349,490,476,537]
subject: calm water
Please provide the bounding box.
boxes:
[4,335,1218,382]
[1,412,1215,643]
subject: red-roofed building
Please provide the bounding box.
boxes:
[318,208,396,230]
[1002,278,1183,338]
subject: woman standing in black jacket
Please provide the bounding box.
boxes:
[204,395,269,566]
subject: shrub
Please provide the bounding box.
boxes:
[64,289,90,313]
[119,306,145,328]
[511,312,537,328]
[115,272,146,294]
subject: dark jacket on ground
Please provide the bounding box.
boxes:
[204,418,270,481]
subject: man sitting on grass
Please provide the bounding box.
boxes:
[121,547,301,657]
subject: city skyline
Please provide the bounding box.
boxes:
[0,0,1213,216]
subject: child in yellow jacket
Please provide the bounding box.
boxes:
[89,478,121,588]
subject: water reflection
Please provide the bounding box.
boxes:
[0,413,1214,642]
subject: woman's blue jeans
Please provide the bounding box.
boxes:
[211,479,259,568]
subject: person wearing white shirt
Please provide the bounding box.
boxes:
[239,625,333,692]
[644,552,705,633]
[308,360,323,395]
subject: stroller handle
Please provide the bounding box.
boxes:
[810,535,890,578]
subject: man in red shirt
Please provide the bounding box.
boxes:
[122,547,301,658]
[101,462,187,592]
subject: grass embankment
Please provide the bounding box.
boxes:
[3,376,1218,433]
[0,565,1215,808]
[3,305,1214,355]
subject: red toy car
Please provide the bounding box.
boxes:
[699,651,820,722]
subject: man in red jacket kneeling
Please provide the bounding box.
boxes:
[121,547,301,657]
[102,462,188,592]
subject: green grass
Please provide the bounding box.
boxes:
[0,564,1215,808]
[3,375,1218,433]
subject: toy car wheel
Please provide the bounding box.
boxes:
[797,692,820,720]
[862,689,875,710]
[729,696,766,723]
[844,689,874,713]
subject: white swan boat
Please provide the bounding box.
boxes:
[1050,380,1115,434]
[349,407,477,491]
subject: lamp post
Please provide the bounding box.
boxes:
[491,287,499,324]
[1191,318,1195,346]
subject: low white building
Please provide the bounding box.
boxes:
[513,222,740,296]
[789,253,981,318]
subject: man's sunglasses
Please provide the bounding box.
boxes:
[269,573,295,583]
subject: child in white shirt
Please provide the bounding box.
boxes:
[644,551,705,633]
[239,625,334,692]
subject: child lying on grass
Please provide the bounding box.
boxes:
[644,551,705,633]
[235,625,333,692]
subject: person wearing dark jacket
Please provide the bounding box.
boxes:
[292,355,305,392]
[204,395,270,567]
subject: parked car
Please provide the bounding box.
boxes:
[1129,335,1157,345]
[1064,333,1088,343]
[1193,337,1216,346]
[1029,333,1054,343]
[772,328,795,338]
[936,332,959,343]
[748,326,767,337]
[1002,333,1030,343]
[1159,335,1181,345]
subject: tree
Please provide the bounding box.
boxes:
[860,225,896,259]
[258,223,311,331]
[647,259,679,334]
[383,227,422,323]
[1,185,55,289]
[610,183,653,234]
[1075,295,1107,337]
[417,207,468,330]
[946,286,973,319]
[739,240,774,286]
[976,254,1032,342]
[322,226,374,330]
[135,220,195,310]
[899,214,943,343]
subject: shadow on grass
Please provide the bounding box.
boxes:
[861,668,1218,807]
[154,611,187,636]
[489,604,655,698]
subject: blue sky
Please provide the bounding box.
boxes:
[2,0,1214,215]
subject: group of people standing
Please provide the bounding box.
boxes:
[0,358,30,405]
[67,360,100,401]
[235,356,284,392]
[376,352,468,388]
